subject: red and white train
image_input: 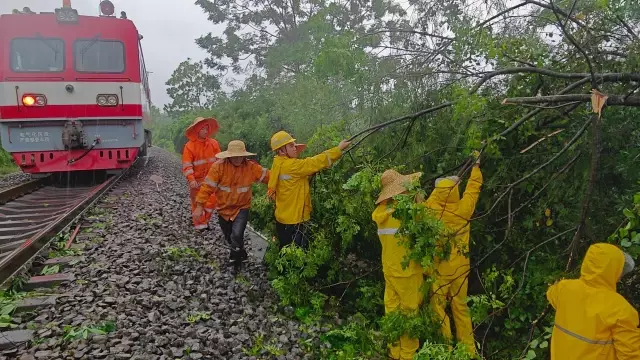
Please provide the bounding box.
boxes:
[0,0,152,175]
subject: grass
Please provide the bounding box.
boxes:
[0,166,18,176]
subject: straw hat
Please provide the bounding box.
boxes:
[216,140,256,159]
[185,117,219,139]
[375,169,422,204]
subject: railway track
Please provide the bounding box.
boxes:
[0,160,140,287]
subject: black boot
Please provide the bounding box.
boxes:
[229,248,242,275]
[239,248,248,261]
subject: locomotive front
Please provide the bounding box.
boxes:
[0,1,151,175]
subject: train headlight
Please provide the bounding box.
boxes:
[22,94,47,107]
[99,1,115,16]
[97,94,119,107]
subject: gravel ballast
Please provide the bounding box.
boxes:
[0,171,32,191]
[9,147,309,360]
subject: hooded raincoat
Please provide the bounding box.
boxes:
[267,147,342,225]
[425,165,482,354]
[547,243,640,360]
[182,121,221,229]
[372,202,424,360]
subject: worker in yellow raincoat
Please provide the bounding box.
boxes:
[372,169,424,360]
[267,131,350,249]
[425,154,482,355]
[547,243,639,360]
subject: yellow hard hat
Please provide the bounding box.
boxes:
[270,131,295,151]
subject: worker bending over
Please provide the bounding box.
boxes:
[182,117,221,230]
[194,140,270,274]
[425,153,482,355]
[547,243,639,359]
[267,131,350,249]
[372,169,424,360]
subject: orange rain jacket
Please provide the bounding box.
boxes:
[182,136,221,184]
[182,120,221,228]
[547,243,640,360]
[196,159,270,221]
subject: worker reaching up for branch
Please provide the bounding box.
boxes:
[193,140,270,274]
[372,170,425,360]
[267,131,351,249]
[425,152,483,355]
[182,117,221,230]
[546,243,640,360]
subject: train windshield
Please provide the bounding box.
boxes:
[74,39,125,73]
[10,38,64,72]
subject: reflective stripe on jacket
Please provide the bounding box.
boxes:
[182,139,221,182]
[268,147,342,224]
[547,243,640,360]
[195,159,270,221]
[372,202,423,277]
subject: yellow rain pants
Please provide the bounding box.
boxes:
[373,203,424,360]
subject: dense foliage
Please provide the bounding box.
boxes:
[153,0,640,358]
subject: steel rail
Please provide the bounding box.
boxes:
[0,177,50,205]
[0,159,140,286]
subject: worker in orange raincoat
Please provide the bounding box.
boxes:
[267,131,350,249]
[193,140,270,274]
[182,117,221,230]
[425,153,482,355]
[372,169,424,360]
[547,243,639,360]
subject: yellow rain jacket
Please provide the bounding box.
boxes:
[268,147,342,224]
[372,202,423,278]
[372,201,424,360]
[547,243,640,360]
[425,166,483,278]
[425,165,482,354]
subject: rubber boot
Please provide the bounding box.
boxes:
[229,248,242,276]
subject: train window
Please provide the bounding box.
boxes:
[74,40,125,73]
[10,38,64,72]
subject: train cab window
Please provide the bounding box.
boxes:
[10,38,64,72]
[74,40,125,73]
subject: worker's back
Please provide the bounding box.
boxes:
[546,243,640,360]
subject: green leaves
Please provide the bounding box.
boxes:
[609,192,640,256]
[62,321,116,343]
[163,58,222,116]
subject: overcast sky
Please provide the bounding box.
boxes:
[1,0,222,106]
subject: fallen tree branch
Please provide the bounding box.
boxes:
[520,129,565,153]
[346,101,456,142]
[496,152,581,222]
[472,70,640,93]
[349,72,639,147]
[502,94,640,106]
[473,116,592,221]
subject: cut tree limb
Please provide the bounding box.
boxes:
[502,94,640,106]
